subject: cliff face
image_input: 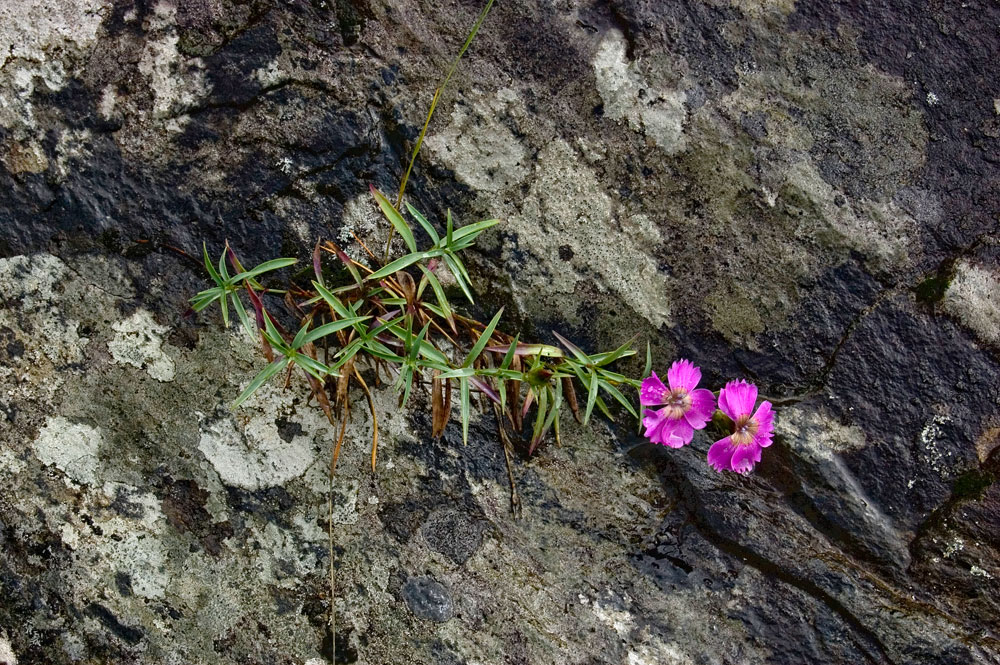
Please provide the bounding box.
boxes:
[1,1,999,664]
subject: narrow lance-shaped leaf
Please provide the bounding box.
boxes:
[594,395,613,420]
[312,240,325,287]
[405,203,440,245]
[450,218,499,242]
[530,386,549,452]
[588,334,639,366]
[291,320,311,350]
[219,284,230,327]
[463,308,504,368]
[460,377,471,445]
[398,367,415,408]
[583,369,599,426]
[313,281,360,325]
[328,242,362,286]
[300,317,371,347]
[293,354,332,381]
[230,257,298,284]
[232,356,290,409]
[203,242,223,285]
[552,331,589,364]
[599,379,638,419]
[230,292,255,338]
[498,334,519,413]
[366,250,436,282]
[442,252,473,303]
[371,185,416,253]
[417,264,454,331]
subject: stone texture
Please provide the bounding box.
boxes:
[1,1,999,664]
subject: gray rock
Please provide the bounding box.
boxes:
[402,576,455,623]
[0,0,998,664]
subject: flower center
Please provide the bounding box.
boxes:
[663,388,691,420]
[731,414,759,446]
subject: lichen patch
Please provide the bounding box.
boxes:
[108,309,176,382]
[943,260,1000,348]
[32,416,103,485]
[593,31,688,154]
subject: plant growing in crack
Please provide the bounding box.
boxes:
[189,0,778,658]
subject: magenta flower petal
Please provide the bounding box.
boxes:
[667,359,701,392]
[642,408,667,439]
[730,443,762,475]
[718,380,758,420]
[671,418,694,447]
[683,388,716,430]
[752,401,775,448]
[707,437,737,472]
[640,371,669,406]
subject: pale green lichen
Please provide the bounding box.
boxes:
[943,260,1000,348]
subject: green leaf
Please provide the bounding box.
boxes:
[589,335,639,366]
[190,288,223,311]
[599,379,638,419]
[398,366,415,407]
[371,186,416,253]
[450,218,499,242]
[531,386,549,445]
[500,335,519,371]
[203,243,223,286]
[300,317,371,347]
[444,248,472,284]
[460,377,471,445]
[446,209,454,246]
[230,258,298,284]
[541,379,563,438]
[583,370,598,426]
[463,308,504,368]
[262,311,289,352]
[406,203,440,245]
[552,331,589,364]
[441,253,473,303]
[410,321,431,364]
[232,356,290,408]
[366,250,436,282]
[230,292,255,337]
[218,250,231,281]
[219,288,230,327]
[596,368,630,384]
[291,321,310,350]
[329,338,365,369]
[313,281,357,321]
[594,395,612,420]
[294,354,332,380]
[417,264,453,325]
[644,341,652,379]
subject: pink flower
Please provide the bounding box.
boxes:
[707,380,774,475]
[640,359,716,448]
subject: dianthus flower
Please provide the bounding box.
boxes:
[640,359,715,448]
[707,380,774,475]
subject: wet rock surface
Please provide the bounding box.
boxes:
[1,1,998,664]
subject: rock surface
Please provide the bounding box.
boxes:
[1,1,998,664]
